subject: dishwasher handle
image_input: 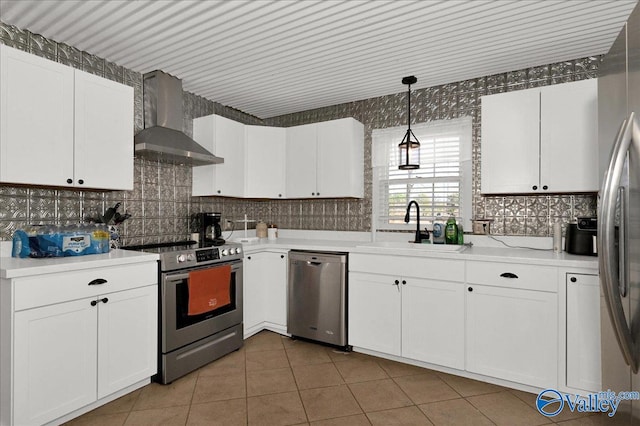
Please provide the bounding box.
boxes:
[308,261,323,266]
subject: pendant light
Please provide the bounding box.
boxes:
[398,75,420,170]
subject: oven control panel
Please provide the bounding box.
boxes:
[196,248,220,263]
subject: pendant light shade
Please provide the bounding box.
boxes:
[398,75,420,170]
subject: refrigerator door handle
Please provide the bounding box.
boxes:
[618,186,628,298]
[599,112,638,373]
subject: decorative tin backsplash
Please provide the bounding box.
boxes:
[0,21,597,244]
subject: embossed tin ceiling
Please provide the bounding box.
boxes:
[0,0,637,119]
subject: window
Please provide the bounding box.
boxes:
[372,117,472,231]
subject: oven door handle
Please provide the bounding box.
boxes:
[165,273,190,283]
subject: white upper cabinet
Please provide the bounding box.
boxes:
[193,115,364,199]
[0,45,75,187]
[540,79,598,193]
[316,118,364,198]
[74,70,134,190]
[192,114,245,197]
[285,123,317,198]
[245,125,287,198]
[0,45,134,190]
[287,118,364,198]
[481,79,598,194]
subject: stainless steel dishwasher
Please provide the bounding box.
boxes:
[287,250,349,349]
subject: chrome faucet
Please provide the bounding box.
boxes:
[404,200,428,243]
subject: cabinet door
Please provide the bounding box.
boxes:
[481,89,540,194]
[466,284,557,388]
[349,272,401,356]
[540,79,598,192]
[214,115,245,197]
[74,70,134,190]
[14,298,97,426]
[192,115,245,197]
[402,279,464,369]
[245,126,287,198]
[286,123,317,197]
[566,273,601,391]
[243,253,266,337]
[97,285,157,398]
[263,252,288,330]
[0,45,74,187]
[192,115,216,196]
[316,118,364,198]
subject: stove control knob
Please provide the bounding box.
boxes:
[177,254,186,263]
[229,248,236,255]
[221,249,229,256]
[186,253,195,261]
[236,247,242,254]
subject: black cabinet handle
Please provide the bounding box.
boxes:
[278,194,282,197]
[402,280,406,285]
[101,297,109,304]
[468,287,473,292]
[542,185,548,190]
[280,255,284,259]
[67,178,73,184]
[317,192,320,196]
[78,179,84,185]
[90,300,98,306]
[217,190,221,194]
[312,192,315,196]
[570,277,577,283]
[394,279,400,285]
[247,256,251,260]
[88,278,107,286]
[500,272,519,279]
[532,185,538,190]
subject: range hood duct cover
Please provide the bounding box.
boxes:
[134,70,223,166]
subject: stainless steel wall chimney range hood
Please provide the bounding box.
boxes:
[134,70,223,166]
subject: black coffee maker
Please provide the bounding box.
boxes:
[196,212,225,247]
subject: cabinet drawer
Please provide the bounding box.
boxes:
[350,253,464,282]
[14,262,158,311]
[466,261,557,292]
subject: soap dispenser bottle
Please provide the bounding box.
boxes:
[432,214,445,244]
[445,214,458,244]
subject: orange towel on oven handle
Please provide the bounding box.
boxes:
[187,265,232,316]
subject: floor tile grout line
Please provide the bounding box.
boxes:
[282,340,311,425]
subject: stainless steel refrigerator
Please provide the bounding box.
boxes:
[598,1,640,422]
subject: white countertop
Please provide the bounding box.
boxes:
[0,230,598,279]
[239,237,599,269]
[0,249,159,279]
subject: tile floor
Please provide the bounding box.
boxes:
[66,331,617,426]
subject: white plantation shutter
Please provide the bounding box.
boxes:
[372,117,472,231]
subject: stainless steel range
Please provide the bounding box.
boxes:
[123,241,243,384]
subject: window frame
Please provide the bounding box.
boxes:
[371,116,472,232]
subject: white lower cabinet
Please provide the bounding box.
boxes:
[243,250,288,337]
[465,284,558,388]
[14,298,98,426]
[402,278,465,369]
[565,273,601,392]
[2,261,157,426]
[465,261,558,389]
[349,254,465,369]
[349,272,401,356]
[97,286,157,398]
[350,254,566,390]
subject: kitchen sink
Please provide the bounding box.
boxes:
[356,241,467,253]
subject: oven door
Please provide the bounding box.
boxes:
[162,260,243,353]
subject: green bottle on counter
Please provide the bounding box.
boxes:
[445,214,458,244]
